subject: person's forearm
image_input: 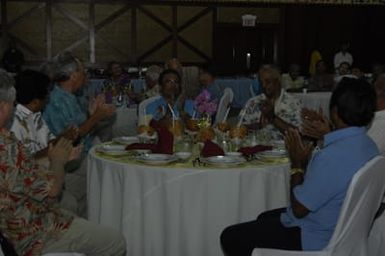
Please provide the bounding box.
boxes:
[78,112,103,137]
[290,169,308,218]
[48,161,66,197]
[272,115,296,135]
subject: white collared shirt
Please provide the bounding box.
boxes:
[10,104,56,154]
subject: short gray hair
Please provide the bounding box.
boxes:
[52,52,81,82]
[145,65,162,82]
[0,69,16,103]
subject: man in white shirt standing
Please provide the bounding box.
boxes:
[334,42,353,71]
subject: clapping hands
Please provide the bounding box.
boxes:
[48,138,73,166]
[284,128,314,169]
[89,94,116,119]
[301,107,331,140]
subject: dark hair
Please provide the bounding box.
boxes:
[15,69,50,104]
[200,65,217,77]
[158,69,181,86]
[330,77,376,127]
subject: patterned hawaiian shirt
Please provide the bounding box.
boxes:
[240,89,302,140]
[0,131,73,256]
[10,104,56,155]
[43,85,92,152]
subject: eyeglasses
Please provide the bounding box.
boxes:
[164,79,180,85]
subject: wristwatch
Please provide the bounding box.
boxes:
[290,168,304,176]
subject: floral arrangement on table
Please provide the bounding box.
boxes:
[103,77,135,106]
[193,89,218,129]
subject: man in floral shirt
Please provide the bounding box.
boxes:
[0,69,126,256]
[240,66,302,140]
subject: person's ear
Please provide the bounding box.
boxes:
[30,99,41,111]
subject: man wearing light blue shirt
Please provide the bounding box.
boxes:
[220,78,379,255]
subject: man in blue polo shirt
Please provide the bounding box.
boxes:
[220,77,379,255]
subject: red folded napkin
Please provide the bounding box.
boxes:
[238,145,273,156]
[201,140,225,157]
[125,143,156,151]
[126,128,174,154]
[152,128,174,154]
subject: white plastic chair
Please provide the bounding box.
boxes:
[368,208,385,256]
[214,88,233,125]
[138,95,161,125]
[252,155,385,256]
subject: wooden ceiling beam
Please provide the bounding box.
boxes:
[137,34,173,62]
[7,2,46,28]
[53,3,88,30]
[94,4,131,31]
[177,6,212,33]
[137,5,173,33]
[177,35,210,61]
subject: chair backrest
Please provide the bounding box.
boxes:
[214,88,233,125]
[138,95,161,125]
[252,155,385,256]
[324,155,385,255]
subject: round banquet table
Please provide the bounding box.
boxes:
[87,148,290,256]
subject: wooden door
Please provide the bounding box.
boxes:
[214,24,277,76]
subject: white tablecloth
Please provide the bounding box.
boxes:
[292,92,332,118]
[87,150,290,256]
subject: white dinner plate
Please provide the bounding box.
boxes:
[225,152,243,158]
[201,155,246,167]
[96,145,129,156]
[112,136,139,145]
[258,149,287,158]
[137,153,177,165]
[137,133,157,140]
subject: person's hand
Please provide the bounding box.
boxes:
[48,138,73,166]
[301,107,331,139]
[96,103,116,119]
[301,117,331,140]
[301,107,323,122]
[59,126,79,141]
[68,144,84,161]
[284,128,314,169]
[89,94,106,115]
[259,99,275,126]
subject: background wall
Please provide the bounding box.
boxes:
[1,1,385,75]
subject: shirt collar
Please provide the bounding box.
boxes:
[54,84,77,99]
[16,104,33,117]
[324,126,367,147]
[374,109,385,119]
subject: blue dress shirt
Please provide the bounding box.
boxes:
[281,126,379,250]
